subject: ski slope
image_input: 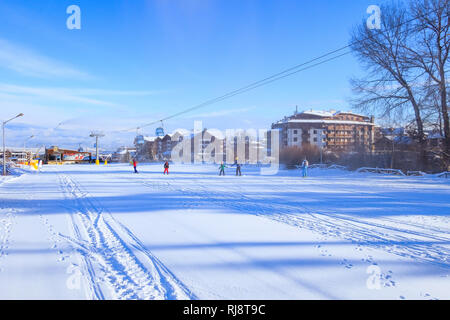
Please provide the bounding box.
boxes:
[0,163,449,300]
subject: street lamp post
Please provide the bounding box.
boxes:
[24,135,35,150]
[2,113,24,176]
[24,135,35,162]
[90,132,105,165]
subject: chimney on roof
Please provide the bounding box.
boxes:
[295,105,298,114]
[370,115,375,123]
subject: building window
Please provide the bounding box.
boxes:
[313,130,317,134]
[293,130,298,134]
[313,138,317,142]
[293,138,298,142]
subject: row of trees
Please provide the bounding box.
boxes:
[350,0,449,170]
[279,144,438,172]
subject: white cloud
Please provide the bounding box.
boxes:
[0,83,162,148]
[67,89,161,96]
[0,38,90,79]
[0,83,158,108]
[0,84,116,107]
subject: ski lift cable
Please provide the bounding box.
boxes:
[114,7,448,133]
[116,48,350,133]
[161,51,352,122]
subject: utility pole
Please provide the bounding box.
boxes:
[2,113,24,176]
[90,132,105,165]
[24,135,35,149]
[24,135,35,162]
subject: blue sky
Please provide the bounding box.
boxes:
[0,0,390,149]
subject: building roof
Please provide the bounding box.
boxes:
[301,110,338,117]
[172,128,191,136]
[46,147,91,154]
[143,136,158,142]
[4,147,40,153]
[275,119,375,126]
[204,128,225,139]
[299,110,367,118]
[274,109,372,126]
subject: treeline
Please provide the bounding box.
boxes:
[280,144,446,173]
[350,0,449,170]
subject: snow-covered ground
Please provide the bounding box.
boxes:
[0,163,449,300]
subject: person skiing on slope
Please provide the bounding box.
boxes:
[219,162,227,176]
[133,159,138,173]
[231,157,242,176]
[301,158,309,178]
[235,163,242,176]
[163,161,169,175]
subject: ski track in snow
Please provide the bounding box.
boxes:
[2,166,448,299]
[139,175,450,270]
[57,173,196,300]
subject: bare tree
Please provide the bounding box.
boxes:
[405,0,450,167]
[350,3,428,168]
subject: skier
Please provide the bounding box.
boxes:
[133,158,138,173]
[235,163,242,176]
[301,158,309,178]
[230,157,242,176]
[219,162,227,176]
[231,158,242,176]
[163,161,169,175]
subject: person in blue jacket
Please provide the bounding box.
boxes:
[231,157,242,176]
[235,163,242,176]
[301,159,309,177]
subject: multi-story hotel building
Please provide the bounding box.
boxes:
[271,109,376,151]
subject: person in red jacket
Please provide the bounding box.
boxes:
[133,159,138,173]
[163,161,169,175]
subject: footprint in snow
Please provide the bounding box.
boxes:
[380,272,396,287]
[340,259,353,269]
[420,292,438,300]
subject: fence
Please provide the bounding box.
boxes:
[290,163,449,179]
[437,172,450,178]
[406,171,426,176]
[297,163,349,170]
[356,167,405,176]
